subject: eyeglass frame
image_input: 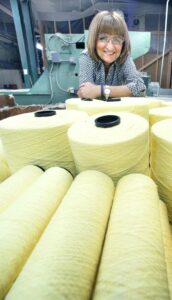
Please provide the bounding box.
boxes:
[97,34,125,45]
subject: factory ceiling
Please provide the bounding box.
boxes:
[30,0,172,21]
[0,0,171,23]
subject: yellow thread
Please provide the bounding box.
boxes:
[68,112,149,185]
[144,97,161,109]
[161,100,172,107]
[0,139,11,182]
[0,110,87,175]
[151,119,172,222]
[149,107,172,127]
[93,174,170,300]
[0,167,73,298]
[0,165,43,214]
[66,97,149,120]
[5,170,114,300]
[159,200,172,299]
[65,97,83,110]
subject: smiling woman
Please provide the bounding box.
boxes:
[77,11,146,100]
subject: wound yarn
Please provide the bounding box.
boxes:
[151,118,172,222]
[68,112,149,185]
[0,139,11,182]
[0,110,88,175]
[5,170,114,300]
[93,174,170,300]
[149,107,172,127]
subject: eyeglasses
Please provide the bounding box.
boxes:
[97,35,124,45]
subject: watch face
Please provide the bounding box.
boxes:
[105,88,110,95]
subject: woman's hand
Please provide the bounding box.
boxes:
[77,82,100,99]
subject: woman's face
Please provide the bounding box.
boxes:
[96,34,124,65]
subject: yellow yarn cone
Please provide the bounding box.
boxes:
[77,97,149,120]
[5,170,114,300]
[161,100,172,107]
[93,173,169,300]
[159,200,172,298]
[149,107,172,127]
[65,97,83,109]
[151,119,172,222]
[144,97,161,109]
[0,167,73,299]
[0,139,11,182]
[68,112,149,185]
[0,110,87,175]
[0,165,43,214]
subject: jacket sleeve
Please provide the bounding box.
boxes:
[79,51,95,85]
[121,56,146,96]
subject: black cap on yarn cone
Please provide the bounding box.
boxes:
[95,115,120,128]
[81,98,93,101]
[107,98,121,102]
[34,110,56,117]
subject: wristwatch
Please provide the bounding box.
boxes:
[104,85,111,101]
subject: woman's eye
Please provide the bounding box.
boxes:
[113,38,122,44]
[112,38,119,43]
[99,37,108,42]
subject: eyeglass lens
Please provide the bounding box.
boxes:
[98,35,124,45]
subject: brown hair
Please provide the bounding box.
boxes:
[87,11,131,64]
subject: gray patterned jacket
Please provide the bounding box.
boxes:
[79,50,146,97]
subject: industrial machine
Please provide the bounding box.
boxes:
[0,31,151,105]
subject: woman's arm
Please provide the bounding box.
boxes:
[78,82,132,99]
[119,56,146,96]
[78,82,100,99]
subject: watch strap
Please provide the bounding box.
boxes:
[101,84,104,98]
